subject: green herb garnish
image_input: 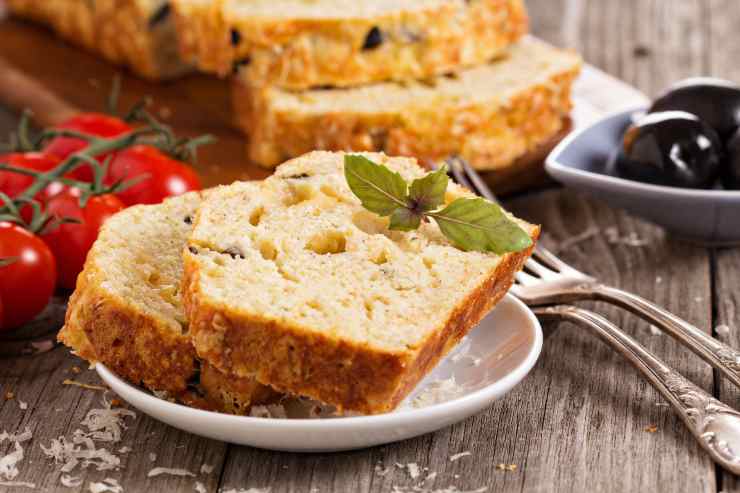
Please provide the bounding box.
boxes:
[343,155,532,254]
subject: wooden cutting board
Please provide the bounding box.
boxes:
[0,19,649,194]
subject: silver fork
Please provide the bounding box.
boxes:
[447,158,740,390]
[535,305,740,474]
[444,158,740,472]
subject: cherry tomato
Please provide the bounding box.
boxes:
[44,113,132,182]
[41,188,125,289]
[106,145,202,206]
[0,152,61,198]
[0,222,57,331]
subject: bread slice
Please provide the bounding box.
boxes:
[171,0,528,89]
[183,151,539,414]
[234,37,582,169]
[60,192,276,412]
[7,0,190,80]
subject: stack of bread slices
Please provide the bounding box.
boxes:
[60,150,539,415]
[173,0,582,175]
[8,1,582,183]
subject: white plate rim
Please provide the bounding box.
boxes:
[96,294,543,431]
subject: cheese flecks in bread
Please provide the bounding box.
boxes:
[7,0,190,80]
[172,0,528,89]
[183,151,538,414]
[60,192,275,413]
[233,38,582,169]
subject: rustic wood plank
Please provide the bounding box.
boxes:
[2,1,738,492]
[707,0,740,489]
[715,247,740,493]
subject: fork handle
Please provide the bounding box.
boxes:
[589,284,740,389]
[535,305,740,474]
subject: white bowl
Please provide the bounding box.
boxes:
[97,294,542,452]
[546,107,740,246]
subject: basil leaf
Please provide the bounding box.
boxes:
[430,198,532,254]
[389,207,422,231]
[408,164,448,213]
[344,155,409,216]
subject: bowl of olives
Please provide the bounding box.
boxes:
[546,77,740,246]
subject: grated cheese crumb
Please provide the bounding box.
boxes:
[147,467,196,478]
[716,325,732,336]
[604,227,649,247]
[391,486,486,493]
[62,380,107,392]
[644,425,658,433]
[42,395,134,474]
[149,453,157,462]
[118,447,131,454]
[0,427,32,482]
[249,404,288,419]
[553,226,600,253]
[220,488,271,493]
[449,452,471,462]
[495,464,517,472]
[425,471,438,482]
[411,377,464,408]
[60,474,83,488]
[18,400,28,410]
[649,325,662,336]
[88,478,123,493]
[200,463,214,474]
[0,480,36,488]
[194,481,207,493]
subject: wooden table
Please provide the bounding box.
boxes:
[1,1,739,491]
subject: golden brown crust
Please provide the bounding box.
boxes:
[183,228,539,415]
[7,0,190,80]
[58,195,275,414]
[233,58,581,170]
[199,361,281,413]
[61,260,198,395]
[173,0,528,88]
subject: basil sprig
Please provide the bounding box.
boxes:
[344,155,532,254]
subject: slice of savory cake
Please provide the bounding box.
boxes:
[7,0,190,80]
[171,0,528,88]
[60,192,276,412]
[233,37,582,169]
[183,151,538,414]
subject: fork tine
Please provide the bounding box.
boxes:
[524,258,560,280]
[531,246,574,273]
[515,271,539,286]
[459,159,500,204]
[447,157,476,193]
[448,156,586,278]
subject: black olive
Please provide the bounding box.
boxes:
[285,173,310,180]
[188,246,198,255]
[362,27,384,50]
[650,77,740,138]
[148,3,171,28]
[722,128,740,189]
[613,111,723,189]
[230,28,242,46]
[183,215,193,225]
[232,57,251,74]
[223,247,245,259]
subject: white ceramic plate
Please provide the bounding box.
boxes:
[97,294,542,452]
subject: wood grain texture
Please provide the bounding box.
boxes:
[1,1,739,491]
